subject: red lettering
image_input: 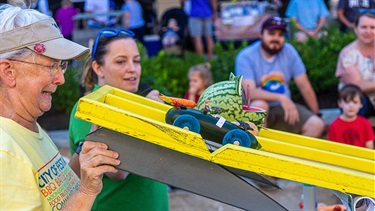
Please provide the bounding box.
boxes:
[55,178,61,186]
[50,182,57,191]
[60,189,68,198]
[45,182,58,197]
[46,186,53,194]
[41,189,49,197]
[49,196,61,207]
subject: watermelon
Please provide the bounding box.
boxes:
[197,73,266,130]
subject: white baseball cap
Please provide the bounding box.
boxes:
[0,18,89,60]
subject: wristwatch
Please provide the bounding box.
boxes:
[75,142,84,155]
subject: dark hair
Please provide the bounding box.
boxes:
[354,13,375,27]
[339,84,363,103]
[81,34,134,93]
[93,34,133,66]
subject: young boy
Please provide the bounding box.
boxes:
[328,84,375,149]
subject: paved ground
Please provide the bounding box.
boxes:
[49,120,342,211]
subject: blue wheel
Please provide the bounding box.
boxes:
[222,129,251,147]
[173,115,201,133]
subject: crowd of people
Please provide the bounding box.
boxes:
[234,13,374,147]
[20,0,375,58]
[0,0,374,210]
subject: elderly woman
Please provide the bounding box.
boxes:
[0,4,121,210]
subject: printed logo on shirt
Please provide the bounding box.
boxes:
[349,0,370,8]
[260,71,286,94]
[38,153,79,210]
[341,128,360,145]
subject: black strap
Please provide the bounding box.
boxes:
[75,142,84,155]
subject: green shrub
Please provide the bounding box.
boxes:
[141,50,205,97]
[289,26,356,99]
[140,41,248,97]
[140,26,355,102]
[211,41,249,82]
[53,67,81,114]
[137,41,148,58]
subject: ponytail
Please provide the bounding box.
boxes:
[80,57,97,94]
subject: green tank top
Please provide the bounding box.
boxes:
[69,85,169,211]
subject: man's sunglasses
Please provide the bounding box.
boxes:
[91,29,135,61]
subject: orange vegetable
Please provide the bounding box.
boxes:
[159,94,196,108]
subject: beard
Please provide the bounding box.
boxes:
[261,41,283,55]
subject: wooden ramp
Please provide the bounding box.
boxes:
[75,85,375,209]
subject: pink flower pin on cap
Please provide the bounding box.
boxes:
[33,43,46,54]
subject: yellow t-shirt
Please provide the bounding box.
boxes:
[0,117,80,211]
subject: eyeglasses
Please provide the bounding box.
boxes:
[92,29,135,61]
[358,8,375,15]
[9,59,68,75]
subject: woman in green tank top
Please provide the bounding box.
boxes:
[69,29,169,211]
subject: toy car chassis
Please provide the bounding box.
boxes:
[166,106,261,150]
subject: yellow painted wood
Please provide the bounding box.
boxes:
[76,98,211,160]
[211,145,375,198]
[257,137,375,174]
[75,85,375,198]
[83,84,114,102]
[259,128,375,161]
[105,94,168,123]
[112,88,172,112]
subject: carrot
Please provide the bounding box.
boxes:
[158,95,173,105]
[158,94,196,108]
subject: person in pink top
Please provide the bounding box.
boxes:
[328,84,374,149]
[335,11,375,118]
[55,0,79,40]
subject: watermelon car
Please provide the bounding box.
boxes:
[197,73,266,131]
[165,106,262,150]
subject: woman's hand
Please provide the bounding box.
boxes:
[77,141,120,197]
[146,89,164,103]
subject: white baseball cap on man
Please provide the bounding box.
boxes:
[0,17,89,60]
